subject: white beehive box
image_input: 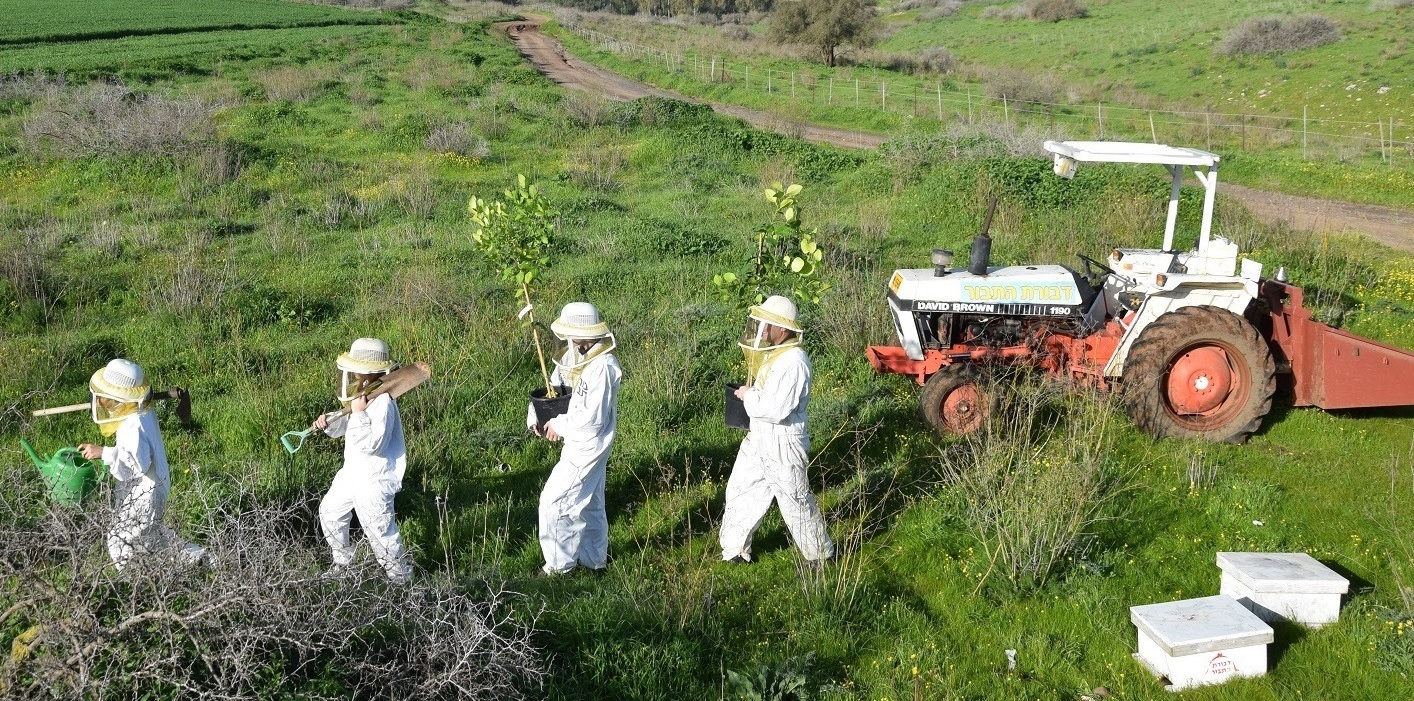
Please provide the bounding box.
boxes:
[1217,552,1349,628]
[1130,595,1273,691]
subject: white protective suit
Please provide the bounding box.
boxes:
[100,411,206,570]
[526,347,622,574]
[719,346,834,563]
[317,393,412,583]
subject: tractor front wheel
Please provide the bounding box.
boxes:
[921,364,991,436]
[1122,306,1276,443]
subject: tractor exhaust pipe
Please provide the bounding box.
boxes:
[968,196,998,276]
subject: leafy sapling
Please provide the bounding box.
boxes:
[468,174,560,398]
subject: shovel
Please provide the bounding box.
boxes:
[280,362,432,455]
[31,388,193,425]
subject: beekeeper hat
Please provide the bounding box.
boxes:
[748,295,802,334]
[336,338,397,374]
[89,359,151,404]
[551,302,611,340]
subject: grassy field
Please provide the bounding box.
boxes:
[0,0,382,45]
[3,2,1414,698]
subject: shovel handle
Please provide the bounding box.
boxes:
[31,403,90,417]
[280,428,316,455]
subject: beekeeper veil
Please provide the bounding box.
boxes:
[550,302,615,388]
[739,295,803,385]
[336,337,397,402]
[90,359,152,437]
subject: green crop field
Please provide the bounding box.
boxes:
[2,2,1414,699]
[0,0,382,45]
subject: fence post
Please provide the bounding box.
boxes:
[1302,105,1308,160]
[711,57,716,81]
[1149,111,1157,143]
[1205,110,1211,150]
[913,85,918,117]
[1097,101,1104,138]
[967,85,972,124]
[1380,118,1387,164]
[745,65,749,89]
[855,78,859,109]
[881,81,887,111]
[1003,95,1008,124]
[791,72,795,99]
[937,81,943,120]
[768,69,772,93]
[828,76,833,105]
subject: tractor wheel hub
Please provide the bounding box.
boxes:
[1167,346,1232,415]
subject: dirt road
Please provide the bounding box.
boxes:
[497,22,1414,252]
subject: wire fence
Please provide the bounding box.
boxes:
[564,23,1414,164]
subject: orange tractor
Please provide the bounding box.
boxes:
[867,140,1414,443]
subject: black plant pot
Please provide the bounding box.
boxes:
[530,385,572,433]
[724,382,750,431]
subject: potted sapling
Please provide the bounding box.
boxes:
[468,175,569,430]
[713,182,829,429]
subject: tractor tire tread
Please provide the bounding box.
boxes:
[1122,306,1276,444]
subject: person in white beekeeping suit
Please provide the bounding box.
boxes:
[526,302,622,576]
[720,295,834,565]
[77,359,206,571]
[311,338,412,583]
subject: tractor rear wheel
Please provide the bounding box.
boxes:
[1122,306,1276,443]
[921,364,991,436]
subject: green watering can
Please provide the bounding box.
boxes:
[19,439,105,506]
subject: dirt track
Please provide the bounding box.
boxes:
[498,22,1414,252]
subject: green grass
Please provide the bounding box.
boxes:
[3,5,1414,698]
[0,0,382,44]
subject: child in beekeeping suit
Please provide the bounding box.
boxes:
[311,337,412,583]
[527,302,622,576]
[78,359,206,571]
[720,295,834,565]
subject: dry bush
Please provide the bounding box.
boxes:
[979,65,1063,105]
[0,465,543,699]
[425,121,490,158]
[1216,14,1341,56]
[945,376,1133,592]
[1374,0,1414,8]
[251,66,328,102]
[0,71,66,100]
[720,24,751,41]
[983,0,1087,21]
[898,0,963,16]
[856,46,957,75]
[562,92,611,127]
[21,83,215,158]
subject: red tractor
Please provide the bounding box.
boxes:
[867,140,1414,443]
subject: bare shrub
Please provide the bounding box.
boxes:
[898,0,963,16]
[396,164,438,220]
[945,376,1133,592]
[21,83,215,158]
[250,66,328,102]
[980,65,1063,105]
[1374,0,1414,8]
[0,71,66,101]
[983,0,1087,21]
[856,46,957,75]
[0,465,544,699]
[720,24,751,41]
[562,92,610,127]
[424,121,490,158]
[1217,15,1341,56]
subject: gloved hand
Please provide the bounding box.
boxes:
[77,444,103,460]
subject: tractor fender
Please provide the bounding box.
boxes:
[1103,282,1258,378]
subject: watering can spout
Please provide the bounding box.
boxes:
[19,438,43,468]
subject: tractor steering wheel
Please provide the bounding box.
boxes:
[1076,253,1115,285]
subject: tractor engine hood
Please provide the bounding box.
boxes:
[888,265,1088,316]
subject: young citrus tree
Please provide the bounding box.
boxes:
[713,182,829,310]
[468,174,559,397]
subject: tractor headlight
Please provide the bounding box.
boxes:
[931,248,953,276]
[1155,273,1168,286]
[1053,154,1078,179]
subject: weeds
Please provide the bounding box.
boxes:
[982,0,1089,22]
[251,65,328,102]
[946,375,1131,593]
[426,121,490,159]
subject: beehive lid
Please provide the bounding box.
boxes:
[1217,552,1350,594]
[1130,595,1274,656]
